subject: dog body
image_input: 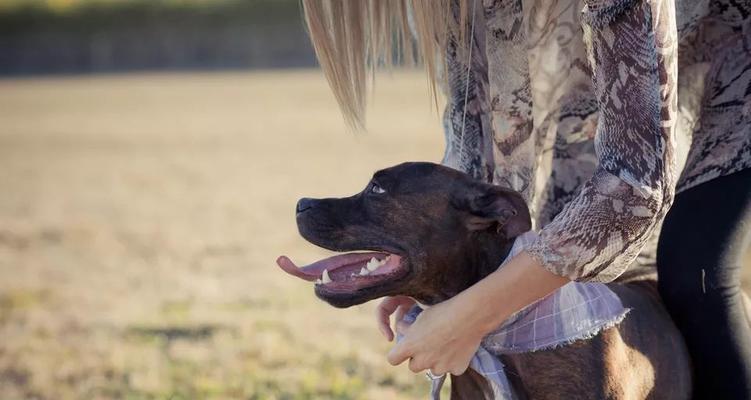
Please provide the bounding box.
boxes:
[278,162,691,399]
[460,282,690,399]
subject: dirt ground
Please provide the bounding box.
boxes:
[0,70,748,400]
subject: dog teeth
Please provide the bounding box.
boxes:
[366,257,378,271]
[359,267,370,276]
[322,269,332,284]
[367,257,388,272]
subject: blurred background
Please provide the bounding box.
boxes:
[0,1,445,399]
[0,1,748,399]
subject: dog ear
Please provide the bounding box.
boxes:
[458,185,532,238]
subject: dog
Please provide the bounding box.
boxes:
[277,162,691,399]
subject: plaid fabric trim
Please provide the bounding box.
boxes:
[402,231,629,400]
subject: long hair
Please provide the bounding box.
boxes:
[301,0,473,129]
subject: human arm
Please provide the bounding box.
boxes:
[525,0,679,282]
[385,252,567,375]
[383,0,679,373]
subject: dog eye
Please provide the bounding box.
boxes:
[370,183,386,194]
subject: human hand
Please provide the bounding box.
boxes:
[375,295,416,342]
[386,295,484,376]
[380,252,568,376]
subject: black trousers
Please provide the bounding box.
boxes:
[658,168,751,399]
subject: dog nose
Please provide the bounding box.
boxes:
[296,198,316,214]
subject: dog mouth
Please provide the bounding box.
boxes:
[276,252,406,293]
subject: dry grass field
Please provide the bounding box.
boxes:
[0,70,446,400]
[0,70,748,400]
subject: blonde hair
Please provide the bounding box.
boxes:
[301,0,473,129]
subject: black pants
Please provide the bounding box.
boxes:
[658,168,751,399]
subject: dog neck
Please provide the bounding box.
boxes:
[412,231,515,305]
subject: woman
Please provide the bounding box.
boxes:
[302,1,751,398]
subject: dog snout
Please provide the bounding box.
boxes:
[296,198,317,214]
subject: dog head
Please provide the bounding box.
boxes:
[277,162,531,307]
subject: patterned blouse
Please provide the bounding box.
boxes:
[441,0,750,282]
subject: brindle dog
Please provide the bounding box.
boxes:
[277,162,691,399]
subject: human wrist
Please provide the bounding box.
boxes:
[448,274,514,338]
[453,251,569,336]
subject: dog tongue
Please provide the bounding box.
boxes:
[276,256,321,281]
[276,252,385,282]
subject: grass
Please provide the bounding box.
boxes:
[0,0,289,12]
[0,70,748,399]
[0,69,447,399]
[0,0,303,36]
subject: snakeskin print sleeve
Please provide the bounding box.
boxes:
[525,0,679,282]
